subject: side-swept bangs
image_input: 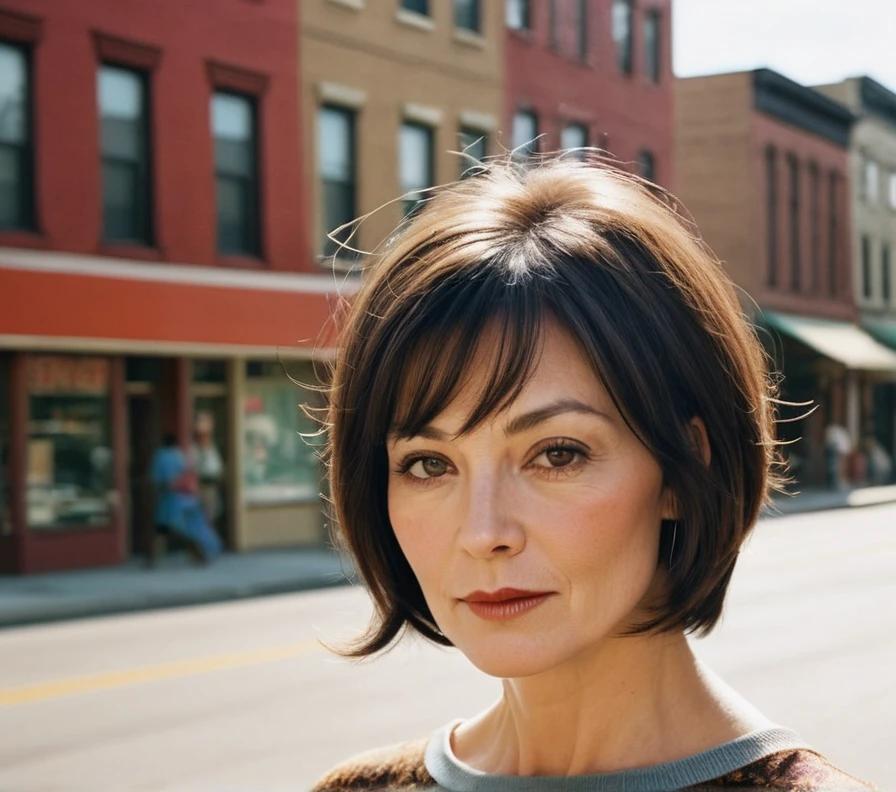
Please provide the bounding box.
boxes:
[325,153,784,657]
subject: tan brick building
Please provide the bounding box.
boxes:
[300,0,504,267]
[676,69,896,488]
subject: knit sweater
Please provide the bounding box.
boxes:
[312,720,876,791]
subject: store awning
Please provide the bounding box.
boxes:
[863,316,896,351]
[0,247,355,357]
[762,310,896,371]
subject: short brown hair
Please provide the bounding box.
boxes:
[325,152,785,656]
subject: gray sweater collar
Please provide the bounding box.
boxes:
[424,719,809,792]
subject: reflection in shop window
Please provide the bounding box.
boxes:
[243,362,322,504]
[27,356,114,530]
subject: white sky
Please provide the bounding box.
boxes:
[673,0,896,91]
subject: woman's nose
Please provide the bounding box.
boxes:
[457,474,526,559]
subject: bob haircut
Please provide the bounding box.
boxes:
[324,152,786,657]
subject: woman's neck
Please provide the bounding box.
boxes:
[451,630,772,776]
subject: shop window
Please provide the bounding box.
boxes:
[0,41,34,230]
[243,361,322,504]
[212,91,260,256]
[26,356,114,530]
[98,64,153,244]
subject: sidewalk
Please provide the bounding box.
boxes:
[0,547,355,629]
[765,483,896,516]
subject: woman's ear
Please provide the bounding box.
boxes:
[689,416,711,467]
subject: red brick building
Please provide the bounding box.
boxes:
[0,1,343,573]
[504,0,673,186]
[676,69,896,487]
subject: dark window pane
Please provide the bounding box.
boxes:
[766,146,778,288]
[644,10,661,82]
[637,150,656,181]
[506,0,530,30]
[862,235,872,299]
[319,105,357,257]
[512,110,538,158]
[788,154,801,291]
[212,92,259,256]
[0,41,33,230]
[455,0,481,32]
[576,0,588,59]
[402,0,430,14]
[459,127,487,177]
[883,245,891,304]
[399,122,433,217]
[613,0,633,74]
[98,65,151,244]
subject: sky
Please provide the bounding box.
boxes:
[673,0,896,91]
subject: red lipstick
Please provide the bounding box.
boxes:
[461,588,554,621]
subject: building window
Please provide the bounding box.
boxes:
[458,127,488,178]
[211,91,260,256]
[26,356,114,530]
[0,41,33,231]
[98,64,152,244]
[561,123,588,156]
[637,149,656,182]
[454,0,481,32]
[575,0,588,60]
[862,156,879,204]
[787,153,801,292]
[0,355,10,536]
[243,361,321,505]
[861,235,872,300]
[512,110,539,159]
[612,0,634,75]
[889,172,896,210]
[402,0,430,15]
[399,121,434,217]
[318,105,356,258]
[644,9,661,83]
[828,171,839,296]
[765,146,778,288]
[883,243,892,305]
[809,161,820,293]
[506,0,530,30]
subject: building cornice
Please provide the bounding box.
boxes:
[752,68,854,147]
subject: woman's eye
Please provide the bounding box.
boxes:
[406,457,448,479]
[531,444,587,471]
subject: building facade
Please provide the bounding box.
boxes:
[0,1,344,574]
[815,77,896,480]
[676,69,896,488]
[301,0,504,268]
[504,0,673,186]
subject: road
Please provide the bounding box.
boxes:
[0,503,893,791]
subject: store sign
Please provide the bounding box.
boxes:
[28,356,110,395]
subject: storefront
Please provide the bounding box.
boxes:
[0,247,350,574]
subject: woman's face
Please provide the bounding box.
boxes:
[387,321,678,678]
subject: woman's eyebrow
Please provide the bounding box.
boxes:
[389,398,612,444]
[503,398,613,436]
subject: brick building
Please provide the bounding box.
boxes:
[676,69,896,488]
[504,0,673,186]
[0,1,344,573]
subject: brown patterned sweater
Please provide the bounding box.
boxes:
[312,730,877,792]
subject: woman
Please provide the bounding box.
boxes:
[313,154,874,791]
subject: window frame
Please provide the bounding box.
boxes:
[612,0,634,75]
[318,103,358,259]
[458,126,488,178]
[506,0,531,31]
[765,145,778,288]
[787,152,801,292]
[454,0,481,32]
[97,62,154,246]
[511,109,539,159]
[402,0,431,16]
[0,39,35,232]
[399,120,435,219]
[644,8,661,83]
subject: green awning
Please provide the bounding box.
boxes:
[762,310,896,371]
[863,317,896,351]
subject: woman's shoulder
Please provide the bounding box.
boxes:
[310,736,434,792]
[692,747,877,790]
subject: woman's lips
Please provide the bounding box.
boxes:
[461,590,554,621]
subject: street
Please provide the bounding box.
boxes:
[0,503,893,792]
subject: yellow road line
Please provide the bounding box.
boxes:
[0,639,321,707]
